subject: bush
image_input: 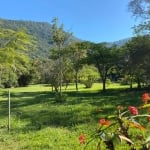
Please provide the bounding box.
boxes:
[18,74,32,87]
[119,75,134,85]
[54,92,68,103]
[82,78,94,88]
[3,78,18,88]
[79,65,99,88]
[106,78,111,86]
[2,70,18,88]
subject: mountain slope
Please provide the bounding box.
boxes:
[106,38,131,47]
[0,18,79,57]
[0,18,131,57]
[112,38,131,46]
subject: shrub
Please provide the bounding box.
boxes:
[106,78,111,86]
[79,65,99,88]
[119,75,134,85]
[3,78,18,88]
[2,70,18,88]
[54,92,68,103]
[18,74,32,87]
[82,77,94,88]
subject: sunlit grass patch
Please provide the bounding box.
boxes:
[0,83,146,149]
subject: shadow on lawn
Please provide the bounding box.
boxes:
[0,88,144,132]
[0,91,54,108]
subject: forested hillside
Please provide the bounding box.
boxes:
[0,18,130,58]
[0,18,79,57]
[1,18,149,91]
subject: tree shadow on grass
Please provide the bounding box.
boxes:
[0,88,144,132]
[0,91,55,108]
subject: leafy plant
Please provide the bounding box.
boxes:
[79,92,150,150]
[79,65,99,88]
[54,92,68,103]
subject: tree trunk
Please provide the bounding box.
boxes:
[129,75,133,90]
[75,71,78,92]
[137,77,141,89]
[59,44,62,95]
[102,66,107,92]
[97,65,107,92]
[102,78,106,91]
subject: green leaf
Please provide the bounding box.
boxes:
[140,104,150,109]
[107,115,116,119]
[112,134,122,144]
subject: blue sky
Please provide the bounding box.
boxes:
[0,0,139,43]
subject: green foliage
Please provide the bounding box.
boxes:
[67,41,88,91]
[128,0,150,34]
[18,74,32,87]
[80,65,99,88]
[0,27,35,87]
[54,92,68,103]
[123,35,150,88]
[2,68,18,88]
[119,75,132,85]
[106,78,112,86]
[51,18,68,47]
[82,80,93,89]
[82,96,150,149]
[87,43,121,91]
[50,18,73,94]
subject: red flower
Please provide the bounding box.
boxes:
[99,118,111,126]
[147,116,150,122]
[79,134,86,144]
[142,93,150,104]
[128,106,138,115]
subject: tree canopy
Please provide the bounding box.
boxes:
[128,0,150,34]
[0,27,35,87]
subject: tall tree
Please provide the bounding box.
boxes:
[0,28,34,87]
[123,35,150,89]
[67,42,87,91]
[128,0,150,33]
[87,43,120,91]
[50,18,71,94]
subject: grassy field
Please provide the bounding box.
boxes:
[0,83,147,149]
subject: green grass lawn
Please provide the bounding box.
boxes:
[0,83,147,149]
